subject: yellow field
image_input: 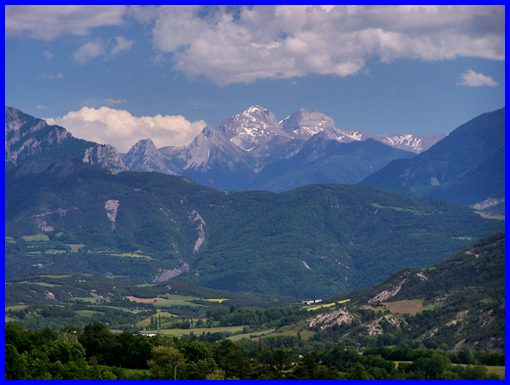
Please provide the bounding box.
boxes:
[305,298,351,311]
[6,304,28,312]
[23,281,61,288]
[126,296,160,304]
[126,294,203,308]
[144,325,245,337]
[22,234,50,242]
[205,298,229,303]
[109,252,152,260]
[483,365,505,379]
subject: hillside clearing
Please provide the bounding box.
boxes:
[22,234,50,242]
[382,299,431,315]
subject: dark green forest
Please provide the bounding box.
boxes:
[5,322,504,380]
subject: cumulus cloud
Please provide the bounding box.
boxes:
[73,41,105,64]
[458,69,498,87]
[46,107,207,152]
[73,36,135,64]
[6,6,127,40]
[137,5,504,85]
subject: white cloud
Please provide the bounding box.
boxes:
[73,41,106,64]
[73,36,135,64]
[36,104,47,110]
[111,36,135,56]
[458,69,498,87]
[103,98,128,106]
[46,106,207,152]
[39,73,64,80]
[6,5,127,40]
[140,5,504,85]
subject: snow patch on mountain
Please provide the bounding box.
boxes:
[377,133,445,153]
[344,130,366,141]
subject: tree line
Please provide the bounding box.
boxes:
[5,322,503,380]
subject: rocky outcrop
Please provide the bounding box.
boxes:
[153,262,190,283]
[190,210,206,252]
[83,144,126,174]
[368,277,407,303]
[308,309,355,331]
[5,106,126,174]
[104,199,120,229]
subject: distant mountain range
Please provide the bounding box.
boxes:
[5,105,503,208]
[5,106,443,192]
[125,105,442,190]
[362,108,505,210]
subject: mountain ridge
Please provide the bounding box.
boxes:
[6,157,502,297]
[6,106,443,192]
[361,107,505,208]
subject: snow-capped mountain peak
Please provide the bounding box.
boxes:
[280,108,341,140]
[243,104,267,116]
[376,133,445,154]
[218,105,283,151]
[342,130,367,141]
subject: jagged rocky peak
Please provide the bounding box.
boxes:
[123,138,178,175]
[5,106,34,131]
[280,108,337,138]
[82,144,126,174]
[217,105,284,152]
[376,133,445,153]
[5,106,72,162]
[128,138,158,153]
[220,105,280,137]
[5,106,48,135]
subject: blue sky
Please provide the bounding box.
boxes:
[5,5,505,152]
